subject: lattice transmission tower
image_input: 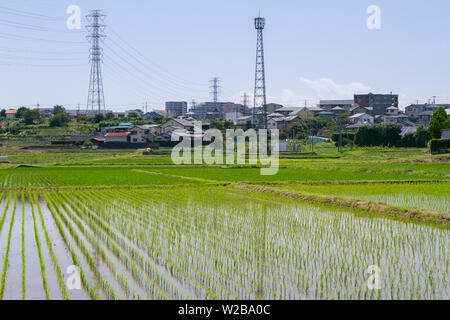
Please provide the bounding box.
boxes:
[86,10,106,114]
[253,15,267,129]
[210,77,221,106]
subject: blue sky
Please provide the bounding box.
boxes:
[1,0,449,111]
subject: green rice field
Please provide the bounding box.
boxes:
[0,147,448,300]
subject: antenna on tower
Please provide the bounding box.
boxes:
[86,10,106,115]
[210,77,220,106]
[253,15,267,129]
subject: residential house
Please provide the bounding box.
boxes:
[405,104,422,118]
[349,113,374,125]
[418,111,434,126]
[267,116,302,132]
[101,123,134,135]
[350,105,373,115]
[235,116,253,128]
[104,132,130,143]
[5,109,17,119]
[129,127,150,144]
[154,109,168,117]
[140,124,161,136]
[276,106,303,116]
[265,103,284,114]
[143,111,163,121]
[330,106,346,115]
[317,111,334,118]
[296,107,324,118]
[319,100,353,113]
[161,118,195,135]
[386,105,399,116]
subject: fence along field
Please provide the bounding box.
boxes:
[0,187,448,300]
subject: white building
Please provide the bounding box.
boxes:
[349,113,374,125]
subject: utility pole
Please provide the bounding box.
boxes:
[433,96,436,106]
[338,116,343,154]
[86,10,106,114]
[253,15,267,129]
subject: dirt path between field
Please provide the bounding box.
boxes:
[234,184,450,227]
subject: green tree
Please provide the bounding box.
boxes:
[52,105,66,115]
[105,112,115,120]
[16,107,28,118]
[49,112,69,127]
[355,123,402,147]
[0,109,5,118]
[127,112,139,119]
[24,109,41,125]
[429,106,450,139]
[93,113,105,123]
[415,126,432,147]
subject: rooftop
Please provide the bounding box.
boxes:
[270,116,299,122]
[105,132,130,137]
[349,113,372,118]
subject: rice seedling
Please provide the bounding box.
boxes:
[21,191,25,300]
[27,192,50,299]
[0,192,17,299]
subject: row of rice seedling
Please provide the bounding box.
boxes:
[53,191,140,299]
[32,193,70,300]
[27,192,50,299]
[255,182,450,213]
[0,191,17,299]
[66,190,178,299]
[44,193,113,299]
[0,184,447,299]
[21,192,25,299]
[89,188,234,299]
[23,186,443,300]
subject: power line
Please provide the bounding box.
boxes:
[105,35,205,94]
[0,19,84,33]
[107,26,205,88]
[0,31,85,44]
[0,5,63,21]
[103,43,204,100]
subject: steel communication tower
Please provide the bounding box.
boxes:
[210,77,220,105]
[86,10,106,114]
[253,15,267,129]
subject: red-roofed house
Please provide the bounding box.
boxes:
[105,132,130,143]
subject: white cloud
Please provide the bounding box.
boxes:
[299,77,372,99]
[276,89,314,108]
